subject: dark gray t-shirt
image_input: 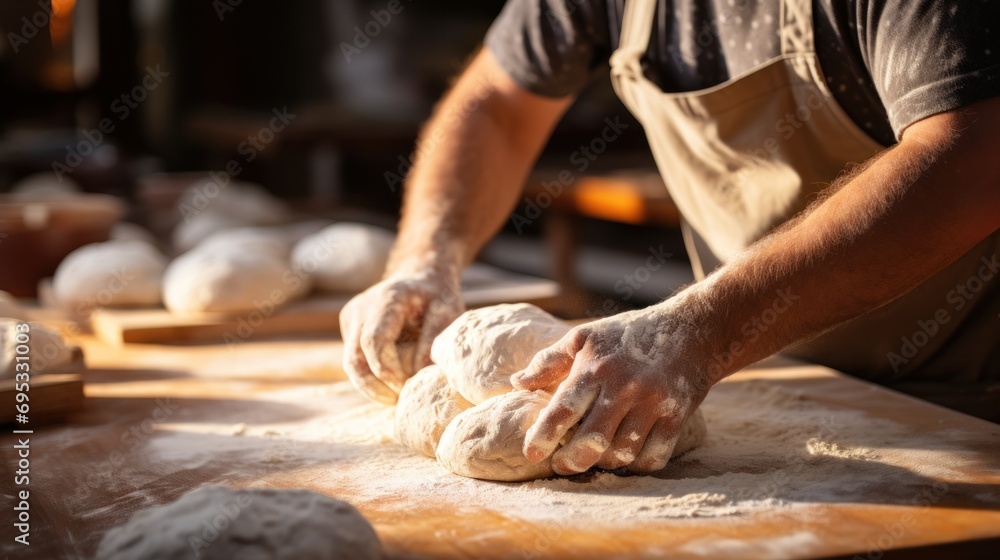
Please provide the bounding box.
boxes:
[485,0,1000,146]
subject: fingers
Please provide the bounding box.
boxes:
[511,329,586,391]
[360,298,409,393]
[550,388,630,475]
[415,299,460,372]
[522,371,599,464]
[341,307,398,404]
[595,410,658,470]
[630,416,682,473]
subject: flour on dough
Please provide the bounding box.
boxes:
[430,303,569,404]
[94,487,381,560]
[195,227,292,259]
[291,223,394,293]
[1,319,75,378]
[53,240,167,311]
[394,365,472,458]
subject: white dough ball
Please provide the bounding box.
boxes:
[110,222,158,246]
[11,172,81,197]
[171,212,252,254]
[291,223,394,293]
[53,240,168,312]
[94,487,382,560]
[1,319,75,378]
[172,181,290,253]
[431,303,570,404]
[195,227,291,259]
[163,249,307,315]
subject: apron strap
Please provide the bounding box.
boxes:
[609,0,657,81]
[781,0,815,54]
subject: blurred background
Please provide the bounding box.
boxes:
[0,0,694,317]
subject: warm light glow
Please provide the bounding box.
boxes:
[49,0,76,50]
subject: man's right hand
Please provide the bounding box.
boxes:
[340,266,465,404]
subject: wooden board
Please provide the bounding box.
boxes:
[0,334,997,559]
[90,265,559,346]
[0,373,84,426]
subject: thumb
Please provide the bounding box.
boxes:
[511,329,586,390]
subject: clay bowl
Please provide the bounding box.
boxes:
[0,194,125,297]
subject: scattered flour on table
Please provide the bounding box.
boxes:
[142,378,996,527]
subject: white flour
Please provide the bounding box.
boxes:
[139,373,998,529]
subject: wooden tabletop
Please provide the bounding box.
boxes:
[1,334,998,559]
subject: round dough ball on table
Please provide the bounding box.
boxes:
[171,211,252,254]
[53,240,168,312]
[195,227,292,259]
[394,365,473,458]
[163,248,308,315]
[94,486,382,560]
[291,223,395,293]
[0,291,25,320]
[1,319,76,378]
[431,303,570,404]
[110,222,158,246]
[11,172,82,197]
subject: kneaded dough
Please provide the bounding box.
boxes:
[53,240,168,311]
[172,181,290,253]
[437,390,566,482]
[431,303,570,404]
[438,390,706,482]
[291,223,394,293]
[94,486,381,560]
[0,291,25,319]
[394,365,472,458]
[11,172,81,197]
[109,222,158,246]
[1,319,75,378]
[163,248,308,315]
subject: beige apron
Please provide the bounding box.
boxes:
[609,0,1000,387]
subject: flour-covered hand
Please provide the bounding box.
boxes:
[511,305,710,474]
[340,266,464,404]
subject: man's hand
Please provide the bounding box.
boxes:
[512,303,711,475]
[340,266,465,404]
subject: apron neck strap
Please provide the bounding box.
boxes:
[613,0,816,63]
[780,0,815,54]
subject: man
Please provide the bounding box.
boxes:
[341,0,1000,476]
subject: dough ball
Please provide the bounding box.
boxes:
[11,172,82,197]
[163,249,307,315]
[291,223,394,293]
[171,211,251,254]
[110,222,158,246]
[395,365,472,458]
[94,487,381,560]
[280,220,336,245]
[671,408,707,457]
[431,304,570,404]
[195,227,291,259]
[1,319,75,378]
[53,240,168,312]
[436,390,568,482]
[172,181,290,253]
[0,291,25,320]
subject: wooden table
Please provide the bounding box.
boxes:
[1,335,998,559]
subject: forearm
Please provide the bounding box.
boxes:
[668,103,1000,384]
[388,50,572,277]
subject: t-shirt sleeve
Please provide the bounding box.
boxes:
[484,0,614,98]
[857,0,1000,139]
